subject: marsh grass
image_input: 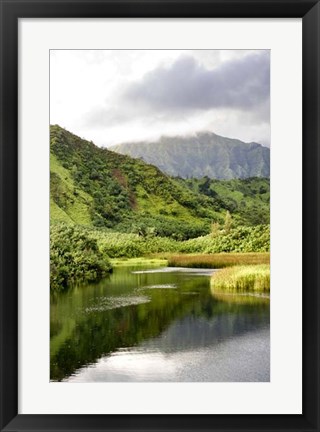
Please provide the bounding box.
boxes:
[166,253,270,269]
[210,264,270,293]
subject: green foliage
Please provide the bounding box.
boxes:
[116,214,208,241]
[56,223,270,261]
[211,222,220,238]
[50,223,112,291]
[179,225,270,254]
[179,176,270,226]
[92,230,179,258]
[224,210,232,233]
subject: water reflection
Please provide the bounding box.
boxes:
[50,265,270,382]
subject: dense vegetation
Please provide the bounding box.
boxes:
[50,222,269,260]
[111,131,270,179]
[51,125,220,238]
[99,224,270,256]
[179,176,270,225]
[50,224,112,291]
[50,125,270,290]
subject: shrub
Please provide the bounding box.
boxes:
[180,225,270,254]
[50,223,112,291]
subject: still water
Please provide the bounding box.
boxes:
[50,265,270,382]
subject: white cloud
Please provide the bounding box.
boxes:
[50,49,270,147]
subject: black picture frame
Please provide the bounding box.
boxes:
[1,1,319,431]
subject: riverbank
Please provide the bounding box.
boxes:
[50,223,270,291]
[112,253,269,269]
[110,257,168,267]
[111,256,271,294]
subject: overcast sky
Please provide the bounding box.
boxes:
[50,50,270,147]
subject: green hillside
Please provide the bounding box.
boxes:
[51,125,218,240]
[111,131,270,180]
[50,125,270,239]
[179,176,270,225]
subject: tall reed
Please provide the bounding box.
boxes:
[210,264,270,292]
[167,253,269,269]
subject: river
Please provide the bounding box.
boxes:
[50,264,270,382]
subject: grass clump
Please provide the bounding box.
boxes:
[210,264,270,293]
[167,252,269,268]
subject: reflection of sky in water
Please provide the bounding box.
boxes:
[66,328,269,382]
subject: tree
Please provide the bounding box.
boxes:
[211,222,220,238]
[224,210,232,234]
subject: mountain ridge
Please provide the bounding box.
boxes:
[110,131,270,180]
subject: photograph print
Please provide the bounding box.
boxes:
[50,49,270,382]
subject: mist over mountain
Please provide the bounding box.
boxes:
[111,132,270,180]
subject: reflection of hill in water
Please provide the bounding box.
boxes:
[142,311,270,353]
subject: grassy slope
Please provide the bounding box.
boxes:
[50,125,270,236]
[50,153,92,225]
[180,177,270,225]
[50,125,225,238]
